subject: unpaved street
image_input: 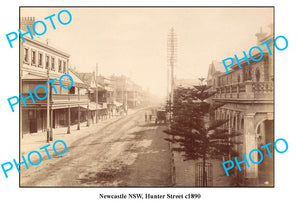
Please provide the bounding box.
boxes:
[20,109,172,187]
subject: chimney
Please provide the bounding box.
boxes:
[255,27,267,44]
[20,17,36,36]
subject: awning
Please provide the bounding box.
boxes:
[81,102,107,110]
[104,86,114,92]
[114,101,123,107]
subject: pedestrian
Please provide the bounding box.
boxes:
[145,113,147,122]
[149,114,152,122]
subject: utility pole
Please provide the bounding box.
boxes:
[95,63,98,123]
[167,28,177,186]
[167,27,177,121]
[46,67,51,142]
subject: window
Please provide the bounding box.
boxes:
[241,118,244,130]
[24,48,29,64]
[51,57,55,71]
[248,68,252,80]
[255,68,260,82]
[31,50,36,66]
[63,61,66,73]
[244,67,252,81]
[45,55,50,69]
[58,60,62,72]
[38,52,43,67]
[28,110,36,119]
[244,68,248,81]
[69,86,75,94]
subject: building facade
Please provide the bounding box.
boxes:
[110,75,141,109]
[207,30,274,185]
[20,19,89,137]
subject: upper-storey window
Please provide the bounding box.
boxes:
[31,50,36,66]
[45,55,50,69]
[51,57,55,71]
[63,61,66,73]
[58,59,62,72]
[255,68,260,82]
[243,67,252,81]
[69,86,75,94]
[38,52,43,67]
[24,48,29,64]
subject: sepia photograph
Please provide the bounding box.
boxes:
[19,7,274,187]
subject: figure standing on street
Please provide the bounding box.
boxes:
[149,114,152,122]
[145,113,148,122]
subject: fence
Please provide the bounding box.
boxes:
[195,161,213,186]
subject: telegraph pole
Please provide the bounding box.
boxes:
[167,28,177,186]
[167,27,177,121]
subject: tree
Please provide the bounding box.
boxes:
[164,85,240,186]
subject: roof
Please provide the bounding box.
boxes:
[211,28,274,76]
[22,70,85,86]
[212,60,228,73]
[77,72,111,90]
[77,73,94,85]
[207,60,229,81]
[68,71,85,84]
[21,30,70,58]
[87,102,106,110]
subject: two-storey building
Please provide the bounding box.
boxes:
[20,17,89,137]
[207,29,274,186]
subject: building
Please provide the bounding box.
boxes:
[207,28,274,186]
[77,71,118,120]
[20,17,89,137]
[110,75,141,109]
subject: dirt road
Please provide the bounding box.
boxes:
[20,108,172,187]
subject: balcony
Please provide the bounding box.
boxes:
[213,81,273,102]
[21,93,89,109]
[52,94,89,102]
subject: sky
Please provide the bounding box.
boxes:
[21,7,273,98]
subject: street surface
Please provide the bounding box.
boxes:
[20,108,172,187]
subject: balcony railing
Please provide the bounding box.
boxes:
[52,94,89,102]
[214,81,273,100]
[20,93,89,107]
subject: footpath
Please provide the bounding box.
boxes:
[21,108,143,158]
